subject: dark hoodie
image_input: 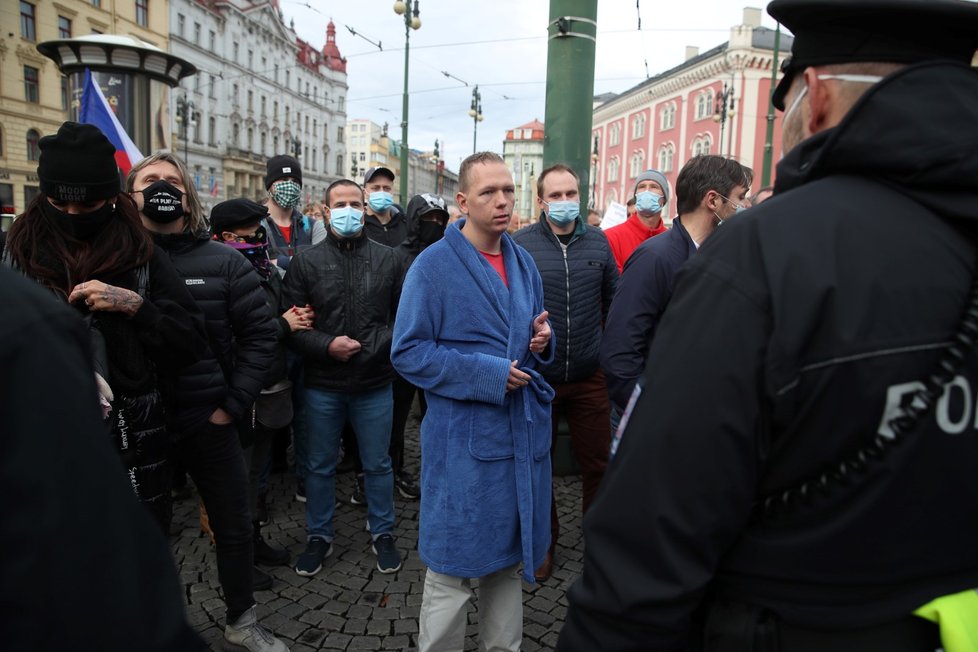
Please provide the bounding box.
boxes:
[397,194,449,265]
[560,62,978,650]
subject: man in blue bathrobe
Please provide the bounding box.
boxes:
[392,152,555,652]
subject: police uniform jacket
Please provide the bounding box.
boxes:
[559,61,978,650]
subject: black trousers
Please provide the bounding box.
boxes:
[173,421,254,623]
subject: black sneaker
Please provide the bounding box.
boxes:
[350,475,366,506]
[295,478,306,504]
[294,537,331,577]
[372,533,402,574]
[395,473,421,499]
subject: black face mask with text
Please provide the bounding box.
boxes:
[141,180,185,223]
[419,220,446,246]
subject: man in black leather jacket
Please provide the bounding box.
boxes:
[284,179,405,578]
[560,1,978,650]
[127,153,285,652]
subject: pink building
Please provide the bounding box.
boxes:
[591,8,792,213]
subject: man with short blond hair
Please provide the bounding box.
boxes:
[392,151,554,651]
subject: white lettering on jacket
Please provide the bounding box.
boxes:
[878,376,977,437]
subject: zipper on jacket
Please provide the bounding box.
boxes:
[562,245,572,382]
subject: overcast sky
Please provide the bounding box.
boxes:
[280,1,784,173]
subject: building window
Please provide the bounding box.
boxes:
[273,135,279,153]
[247,90,253,111]
[208,74,216,99]
[609,123,621,147]
[25,185,40,207]
[233,43,239,64]
[135,0,149,27]
[247,127,253,151]
[208,116,216,146]
[232,123,239,147]
[177,14,185,37]
[274,64,279,82]
[696,90,714,120]
[20,2,36,41]
[261,96,266,117]
[209,30,215,50]
[248,49,253,70]
[260,130,267,156]
[58,15,72,39]
[632,114,645,140]
[692,136,712,157]
[26,129,41,161]
[359,152,365,162]
[629,151,645,178]
[91,0,101,7]
[0,128,4,157]
[337,126,344,142]
[232,83,239,105]
[193,22,200,45]
[61,76,70,110]
[607,157,619,183]
[658,144,675,172]
[285,70,290,87]
[336,154,343,176]
[273,101,278,119]
[661,103,676,131]
[24,66,39,103]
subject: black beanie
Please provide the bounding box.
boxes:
[210,198,268,234]
[264,155,302,189]
[38,122,121,202]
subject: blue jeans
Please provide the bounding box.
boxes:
[304,384,395,541]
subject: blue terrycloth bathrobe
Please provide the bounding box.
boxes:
[392,219,555,583]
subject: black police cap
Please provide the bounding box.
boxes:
[769,0,978,110]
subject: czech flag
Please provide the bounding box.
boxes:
[78,68,143,175]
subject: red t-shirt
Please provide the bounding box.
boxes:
[480,250,508,287]
[278,224,292,244]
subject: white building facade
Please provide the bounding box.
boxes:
[168,0,347,213]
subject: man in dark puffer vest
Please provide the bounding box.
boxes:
[513,163,619,581]
[126,152,285,652]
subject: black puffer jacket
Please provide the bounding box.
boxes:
[513,216,619,384]
[284,229,404,392]
[154,231,276,433]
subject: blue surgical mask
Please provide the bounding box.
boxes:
[635,191,662,215]
[368,191,394,212]
[545,200,580,226]
[329,206,364,237]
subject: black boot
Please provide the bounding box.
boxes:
[254,523,290,566]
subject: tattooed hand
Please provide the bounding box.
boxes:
[68,280,144,317]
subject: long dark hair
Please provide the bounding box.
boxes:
[6,192,154,298]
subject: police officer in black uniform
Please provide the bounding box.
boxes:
[559,1,978,650]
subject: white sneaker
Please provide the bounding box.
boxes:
[223,605,289,652]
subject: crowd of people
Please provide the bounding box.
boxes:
[4,1,978,650]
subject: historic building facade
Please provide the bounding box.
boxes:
[0,0,170,220]
[591,8,792,214]
[502,119,545,226]
[169,0,348,213]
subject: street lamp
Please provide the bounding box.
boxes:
[394,0,421,206]
[433,139,441,194]
[589,134,599,209]
[175,94,198,166]
[468,85,483,154]
[713,82,736,156]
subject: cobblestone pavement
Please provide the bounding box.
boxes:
[170,418,585,651]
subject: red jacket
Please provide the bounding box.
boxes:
[603,213,668,273]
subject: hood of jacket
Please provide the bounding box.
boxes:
[775,61,978,225]
[400,194,449,257]
[151,228,211,254]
